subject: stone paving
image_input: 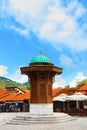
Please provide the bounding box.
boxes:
[0,113,87,130]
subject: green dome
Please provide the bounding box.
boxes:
[30,54,52,64]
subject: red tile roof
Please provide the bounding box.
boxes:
[0,88,30,102]
[52,88,62,97]
[0,85,87,102]
[79,84,87,91]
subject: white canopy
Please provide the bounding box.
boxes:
[53,92,87,102]
[53,92,87,110]
[69,92,87,101]
[53,93,70,102]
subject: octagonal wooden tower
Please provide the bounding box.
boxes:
[20,53,63,115]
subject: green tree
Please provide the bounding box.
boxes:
[65,85,70,88]
[76,79,87,88]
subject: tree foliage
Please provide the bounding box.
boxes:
[65,85,70,88]
[76,79,87,88]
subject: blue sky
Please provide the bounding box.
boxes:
[0,0,87,87]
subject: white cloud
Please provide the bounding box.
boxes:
[52,75,66,88]
[69,72,87,87]
[10,25,29,38]
[0,0,87,51]
[59,54,76,68]
[0,65,8,75]
[0,65,28,83]
[8,69,28,83]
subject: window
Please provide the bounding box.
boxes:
[40,84,46,96]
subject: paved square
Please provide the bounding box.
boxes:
[0,113,87,130]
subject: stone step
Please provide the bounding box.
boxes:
[12,115,70,120]
[4,113,76,125]
[6,118,75,125]
[6,119,74,125]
